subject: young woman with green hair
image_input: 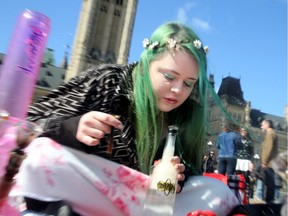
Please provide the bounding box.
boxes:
[9,22,239,215]
[133,23,208,175]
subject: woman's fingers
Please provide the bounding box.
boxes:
[176,184,181,193]
[81,124,106,139]
[76,111,123,146]
[177,173,185,181]
[81,135,100,146]
[171,156,185,173]
[175,163,185,173]
[90,111,123,130]
[155,157,185,174]
[171,156,181,164]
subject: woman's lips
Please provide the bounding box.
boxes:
[163,97,178,104]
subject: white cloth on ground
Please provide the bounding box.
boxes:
[9,137,239,216]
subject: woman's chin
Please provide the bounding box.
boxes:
[158,104,177,112]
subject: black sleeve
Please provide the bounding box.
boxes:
[40,115,98,154]
[26,67,101,136]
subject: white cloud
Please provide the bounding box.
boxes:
[192,17,212,32]
[177,3,212,32]
[177,8,188,23]
[176,2,196,24]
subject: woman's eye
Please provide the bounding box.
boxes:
[163,73,175,80]
[184,80,193,87]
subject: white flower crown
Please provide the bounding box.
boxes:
[142,38,208,54]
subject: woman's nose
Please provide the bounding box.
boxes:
[171,83,183,94]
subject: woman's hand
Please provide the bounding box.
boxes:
[155,156,185,193]
[171,156,186,193]
[76,111,123,146]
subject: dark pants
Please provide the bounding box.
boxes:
[263,167,275,203]
[218,157,237,175]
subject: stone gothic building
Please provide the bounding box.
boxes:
[65,0,138,81]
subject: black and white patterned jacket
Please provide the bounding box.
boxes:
[27,63,140,170]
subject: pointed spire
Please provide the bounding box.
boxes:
[60,34,71,69]
[60,51,68,69]
[208,74,215,89]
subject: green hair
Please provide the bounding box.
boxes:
[132,22,208,174]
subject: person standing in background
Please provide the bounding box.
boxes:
[216,122,241,176]
[201,151,217,173]
[272,151,288,214]
[235,128,254,199]
[274,172,283,202]
[260,119,278,203]
[272,152,287,203]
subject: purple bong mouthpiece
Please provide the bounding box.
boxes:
[0,9,50,119]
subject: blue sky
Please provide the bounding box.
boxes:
[0,0,287,117]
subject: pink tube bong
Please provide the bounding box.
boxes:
[0,9,50,119]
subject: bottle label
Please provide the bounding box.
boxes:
[17,25,45,75]
[157,178,175,196]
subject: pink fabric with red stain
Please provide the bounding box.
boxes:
[10,137,149,216]
[0,199,20,216]
[0,127,17,176]
[7,137,239,216]
[0,126,20,216]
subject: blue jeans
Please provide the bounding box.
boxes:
[218,157,237,175]
[255,179,264,199]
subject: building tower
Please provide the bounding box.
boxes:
[65,0,138,81]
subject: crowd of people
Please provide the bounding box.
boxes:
[201,119,287,208]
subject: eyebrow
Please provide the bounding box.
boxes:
[161,68,198,81]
